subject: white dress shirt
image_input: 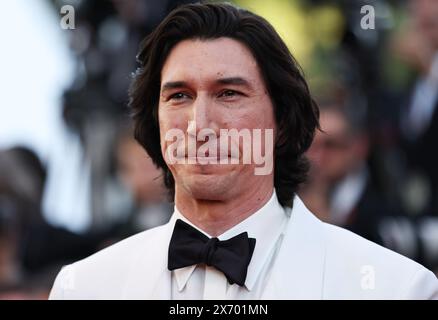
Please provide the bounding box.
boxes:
[171,189,289,299]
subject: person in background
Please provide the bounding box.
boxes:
[0,146,113,299]
[378,0,438,271]
[114,122,172,235]
[300,101,395,247]
[393,0,438,216]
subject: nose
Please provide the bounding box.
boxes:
[187,94,220,137]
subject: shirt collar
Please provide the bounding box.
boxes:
[169,189,289,292]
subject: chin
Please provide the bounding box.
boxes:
[178,172,235,200]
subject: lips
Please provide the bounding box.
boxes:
[186,155,234,162]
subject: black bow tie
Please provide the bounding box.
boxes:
[168,219,256,286]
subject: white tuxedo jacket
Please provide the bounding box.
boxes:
[49,197,438,299]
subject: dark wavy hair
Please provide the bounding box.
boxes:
[128,2,319,207]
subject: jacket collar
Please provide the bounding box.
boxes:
[121,195,327,299]
[261,196,327,299]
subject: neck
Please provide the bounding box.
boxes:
[175,183,274,237]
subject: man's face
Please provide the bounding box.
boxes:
[158,38,275,201]
[117,137,166,204]
[411,0,438,48]
[307,110,363,183]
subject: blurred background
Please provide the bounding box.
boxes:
[1,0,438,299]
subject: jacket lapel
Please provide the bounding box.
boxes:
[119,197,327,299]
[262,197,327,299]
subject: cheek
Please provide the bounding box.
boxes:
[251,97,276,129]
[158,108,191,166]
[158,108,171,132]
[159,105,192,127]
[224,104,275,130]
[158,110,188,141]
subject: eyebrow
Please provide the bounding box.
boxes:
[216,77,252,88]
[161,77,253,93]
[161,81,187,92]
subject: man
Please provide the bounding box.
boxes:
[49,3,438,299]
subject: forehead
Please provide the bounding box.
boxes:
[319,110,348,134]
[160,37,262,84]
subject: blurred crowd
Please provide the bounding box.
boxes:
[300,0,438,273]
[1,0,438,298]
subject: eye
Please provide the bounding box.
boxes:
[218,90,240,98]
[169,92,190,101]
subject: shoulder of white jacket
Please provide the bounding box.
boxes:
[290,198,437,298]
[49,222,172,299]
[290,196,427,273]
[323,221,422,269]
[321,221,438,298]
[62,222,170,278]
[84,222,169,262]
